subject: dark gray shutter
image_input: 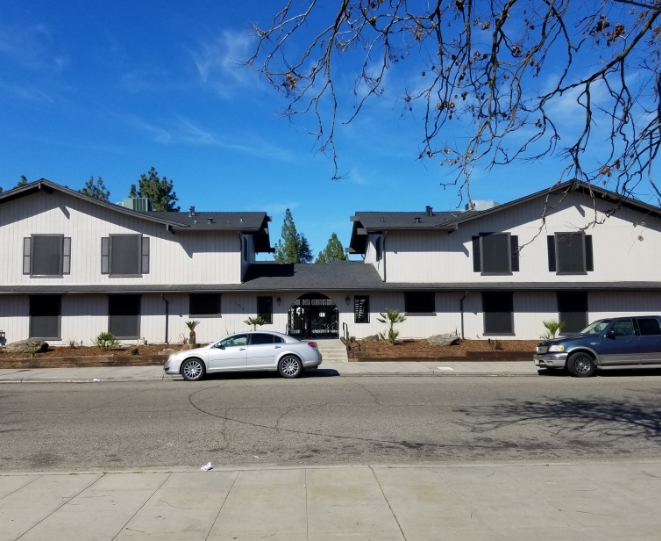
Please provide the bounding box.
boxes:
[101,237,109,274]
[62,237,71,275]
[375,236,382,261]
[547,236,556,272]
[472,236,481,272]
[510,236,519,272]
[585,235,593,271]
[141,237,150,274]
[23,238,31,275]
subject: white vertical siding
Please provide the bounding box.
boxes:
[0,296,29,344]
[376,190,661,284]
[0,190,242,286]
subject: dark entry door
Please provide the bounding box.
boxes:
[288,293,338,339]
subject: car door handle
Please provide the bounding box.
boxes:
[240,348,246,351]
[275,346,281,349]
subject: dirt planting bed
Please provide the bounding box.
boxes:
[347,338,538,362]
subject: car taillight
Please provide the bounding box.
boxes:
[307,342,318,349]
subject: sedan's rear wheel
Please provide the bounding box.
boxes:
[181,358,206,381]
[566,352,596,378]
[279,355,302,378]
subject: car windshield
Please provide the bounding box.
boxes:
[578,320,611,336]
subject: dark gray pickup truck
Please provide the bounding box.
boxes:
[534,316,661,377]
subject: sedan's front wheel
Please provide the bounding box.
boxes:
[181,358,206,381]
[278,355,302,378]
[566,352,596,378]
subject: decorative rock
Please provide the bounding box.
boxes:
[362,335,379,342]
[427,333,459,347]
[5,339,49,353]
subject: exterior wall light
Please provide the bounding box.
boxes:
[276,297,281,306]
[345,296,351,305]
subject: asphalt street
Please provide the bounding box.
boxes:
[2,372,661,472]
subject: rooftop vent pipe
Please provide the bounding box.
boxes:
[207,218,214,224]
[189,206,196,217]
[425,206,433,216]
[414,217,421,224]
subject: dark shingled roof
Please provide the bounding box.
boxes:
[148,211,269,232]
[0,179,273,251]
[349,179,661,253]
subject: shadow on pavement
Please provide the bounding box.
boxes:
[538,368,661,378]
[200,368,340,382]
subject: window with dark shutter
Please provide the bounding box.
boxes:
[404,292,435,313]
[23,236,69,276]
[110,235,141,275]
[257,296,273,324]
[29,295,61,339]
[108,295,141,339]
[189,294,221,317]
[557,292,588,335]
[482,292,514,334]
[585,235,593,271]
[354,296,370,323]
[556,233,586,274]
[473,233,517,274]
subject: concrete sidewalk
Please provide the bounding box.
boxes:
[2,461,660,540]
[0,361,539,383]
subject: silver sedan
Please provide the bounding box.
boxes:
[163,331,322,381]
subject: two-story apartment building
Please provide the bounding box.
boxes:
[1,178,660,345]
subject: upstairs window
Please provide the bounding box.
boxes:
[548,233,593,274]
[375,236,383,261]
[405,292,435,313]
[472,233,518,275]
[101,235,150,276]
[23,235,71,276]
[354,295,370,323]
[242,237,248,262]
[257,296,273,324]
[190,294,221,317]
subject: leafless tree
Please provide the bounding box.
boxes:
[247,0,661,204]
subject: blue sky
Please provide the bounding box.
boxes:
[1,1,657,259]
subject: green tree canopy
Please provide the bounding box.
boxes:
[15,175,28,188]
[129,167,180,212]
[316,232,347,264]
[80,176,110,201]
[274,208,314,264]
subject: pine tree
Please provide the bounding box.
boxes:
[80,176,110,201]
[15,175,28,188]
[274,208,314,264]
[316,232,347,264]
[129,167,180,211]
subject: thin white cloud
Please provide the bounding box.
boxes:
[0,22,67,73]
[192,29,257,97]
[177,117,294,161]
[0,82,56,104]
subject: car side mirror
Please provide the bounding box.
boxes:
[606,330,615,339]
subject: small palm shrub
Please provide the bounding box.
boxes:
[376,308,407,345]
[244,316,266,331]
[185,321,200,344]
[94,332,119,352]
[541,320,565,339]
